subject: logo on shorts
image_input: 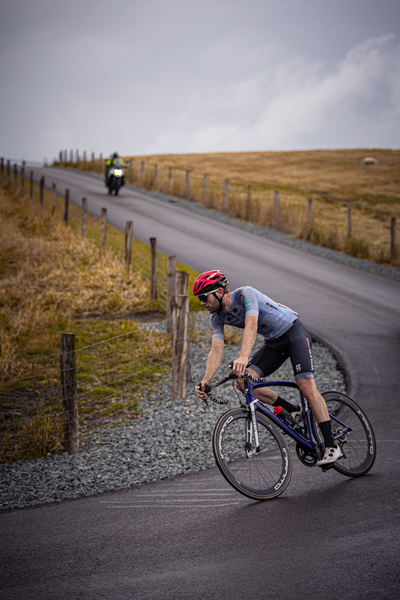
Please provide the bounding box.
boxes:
[296,364,301,372]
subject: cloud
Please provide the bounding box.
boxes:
[149,34,400,152]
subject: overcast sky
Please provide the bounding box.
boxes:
[1,0,399,162]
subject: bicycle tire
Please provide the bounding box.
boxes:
[312,391,376,477]
[213,407,292,500]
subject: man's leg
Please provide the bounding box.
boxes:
[235,368,299,412]
[297,378,343,464]
[296,378,329,422]
[235,368,277,403]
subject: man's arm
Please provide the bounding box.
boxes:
[232,315,258,376]
[196,338,224,399]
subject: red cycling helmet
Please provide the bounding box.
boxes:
[192,270,229,296]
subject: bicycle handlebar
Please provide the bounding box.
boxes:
[197,362,265,406]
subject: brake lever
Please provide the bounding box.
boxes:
[196,383,228,406]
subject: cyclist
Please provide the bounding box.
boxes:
[193,269,343,466]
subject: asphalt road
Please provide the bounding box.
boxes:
[1,167,400,599]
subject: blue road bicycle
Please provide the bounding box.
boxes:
[201,366,376,500]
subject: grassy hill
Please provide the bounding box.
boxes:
[127,149,400,209]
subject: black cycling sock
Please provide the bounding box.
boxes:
[318,420,335,448]
[273,396,300,413]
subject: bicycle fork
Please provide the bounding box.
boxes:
[245,401,260,458]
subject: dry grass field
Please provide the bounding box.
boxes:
[0,176,195,372]
[122,149,400,266]
[0,176,200,461]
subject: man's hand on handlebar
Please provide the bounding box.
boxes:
[196,381,209,401]
[231,357,249,378]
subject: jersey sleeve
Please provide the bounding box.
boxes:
[210,314,225,341]
[241,286,259,318]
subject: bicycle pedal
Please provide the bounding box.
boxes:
[321,462,336,472]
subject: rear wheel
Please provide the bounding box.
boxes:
[213,408,292,500]
[312,391,376,477]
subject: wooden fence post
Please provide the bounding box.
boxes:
[64,188,70,224]
[82,197,87,238]
[186,170,190,199]
[153,164,158,188]
[150,237,157,299]
[168,167,173,193]
[391,217,397,263]
[101,208,107,254]
[307,198,313,223]
[51,182,57,215]
[246,185,251,221]
[59,333,79,454]
[0,157,3,181]
[13,164,18,189]
[30,171,34,199]
[171,292,189,400]
[224,179,229,212]
[125,221,133,271]
[274,191,280,223]
[167,255,177,332]
[39,176,45,207]
[175,271,192,383]
[19,164,25,196]
[347,206,352,238]
[141,161,145,183]
[204,174,208,205]
[6,160,10,184]
[176,271,188,295]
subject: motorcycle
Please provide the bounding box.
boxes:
[106,160,125,195]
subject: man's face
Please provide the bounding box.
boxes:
[200,289,221,314]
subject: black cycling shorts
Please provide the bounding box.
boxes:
[250,319,314,382]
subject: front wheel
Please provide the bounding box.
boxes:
[312,391,376,477]
[213,408,292,500]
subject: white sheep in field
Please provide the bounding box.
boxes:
[362,156,378,167]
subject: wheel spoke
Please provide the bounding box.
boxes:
[213,408,292,500]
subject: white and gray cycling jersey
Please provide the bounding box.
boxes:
[210,286,298,342]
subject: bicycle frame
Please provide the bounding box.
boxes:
[243,379,321,456]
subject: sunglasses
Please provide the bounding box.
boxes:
[198,290,218,303]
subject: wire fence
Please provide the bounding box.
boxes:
[0,310,190,464]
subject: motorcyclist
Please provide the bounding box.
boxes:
[105,152,126,185]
